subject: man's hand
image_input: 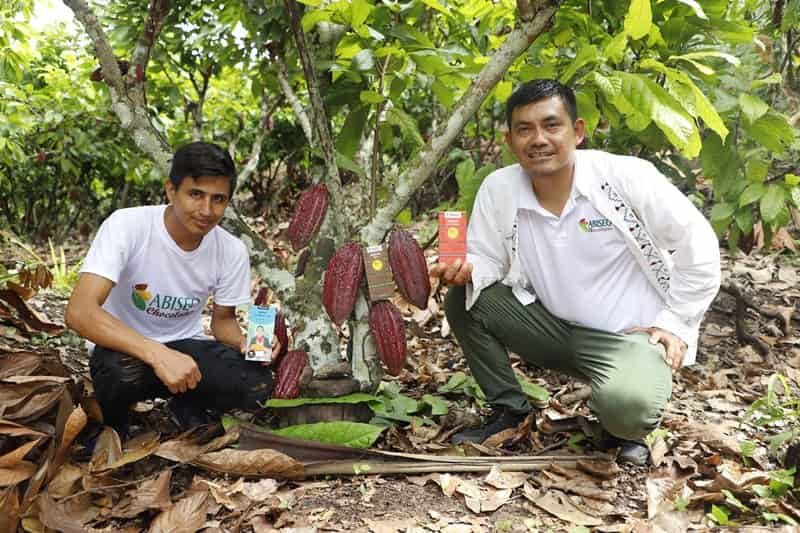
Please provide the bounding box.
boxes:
[430,259,473,286]
[625,326,687,374]
[149,346,202,394]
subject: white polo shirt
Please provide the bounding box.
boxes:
[517,180,664,333]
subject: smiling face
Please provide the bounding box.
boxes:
[504,95,585,183]
[164,175,231,249]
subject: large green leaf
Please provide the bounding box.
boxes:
[624,0,652,40]
[385,107,424,148]
[760,185,786,223]
[336,105,370,158]
[272,422,385,448]
[515,373,550,402]
[738,183,766,206]
[559,45,599,84]
[738,94,769,124]
[421,394,450,416]
[266,393,378,408]
[744,112,796,154]
[614,72,701,157]
[710,202,735,221]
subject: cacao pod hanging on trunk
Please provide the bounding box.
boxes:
[286,184,329,251]
[272,349,309,399]
[388,228,430,310]
[322,242,364,326]
[368,301,407,376]
[272,311,289,366]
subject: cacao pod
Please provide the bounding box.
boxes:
[254,287,269,306]
[322,242,364,326]
[272,349,309,399]
[273,311,289,366]
[388,229,431,310]
[368,301,407,376]
[286,184,329,251]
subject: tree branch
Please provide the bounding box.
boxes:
[360,3,560,244]
[129,0,171,99]
[275,56,313,144]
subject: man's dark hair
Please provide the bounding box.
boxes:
[506,79,578,128]
[169,142,237,194]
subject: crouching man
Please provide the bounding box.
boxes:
[432,80,721,465]
[66,142,277,440]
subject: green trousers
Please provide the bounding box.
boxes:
[444,283,672,441]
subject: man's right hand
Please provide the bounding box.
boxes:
[430,259,473,286]
[149,346,202,394]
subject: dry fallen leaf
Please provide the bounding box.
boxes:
[112,470,173,518]
[0,486,20,533]
[365,517,417,532]
[0,461,37,486]
[193,448,304,479]
[0,419,47,438]
[523,483,602,526]
[47,464,84,499]
[148,490,210,533]
[0,438,42,468]
[38,493,98,533]
[88,427,123,473]
[0,351,41,379]
[435,473,460,497]
[484,465,528,490]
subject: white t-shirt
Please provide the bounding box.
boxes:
[80,205,250,350]
[517,181,663,333]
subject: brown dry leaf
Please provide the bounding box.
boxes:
[435,473,460,497]
[56,405,87,459]
[38,492,98,533]
[576,460,620,480]
[479,487,512,512]
[88,427,123,473]
[365,518,417,532]
[112,470,173,519]
[0,438,42,467]
[193,448,303,479]
[674,421,741,456]
[484,465,528,489]
[523,483,602,526]
[0,418,46,438]
[0,289,63,334]
[0,380,66,421]
[242,478,280,501]
[196,478,249,511]
[0,486,20,533]
[98,432,160,472]
[0,461,37,486]
[0,351,41,379]
[156,428,239,463]
[649,434,668,468]
[47,463,84,499]
[6,281,36,301]
[148,489,210,533]
[21,448,51,512]
[772,227,797,251]
[646,466,691,519]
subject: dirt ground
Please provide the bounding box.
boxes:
[3,243,800,532]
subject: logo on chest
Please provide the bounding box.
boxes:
[578,217,613,233]
[131,283,201,318]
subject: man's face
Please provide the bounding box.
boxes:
[165,175,231,238]
[504,96,585,180]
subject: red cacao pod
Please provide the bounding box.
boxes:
[388,229,431,310]
[368,301,407,376]
[286,184,329,251]
[272,349,308,399]
[322,242,364,326]
[272,311,289,366]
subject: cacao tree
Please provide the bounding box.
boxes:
[39,0,800,394]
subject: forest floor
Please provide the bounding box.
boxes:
[3,234,800,532]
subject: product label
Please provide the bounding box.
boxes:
[245,304,276,362]
[363,244,395,302]
[438,211,467,265]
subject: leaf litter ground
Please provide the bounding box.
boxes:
[3,241,800,531]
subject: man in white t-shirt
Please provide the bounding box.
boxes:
[66,142,279,440]
[431,80,720,465]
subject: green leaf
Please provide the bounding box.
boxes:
[745,159,769,183]
[604,32,628,64]
[752,73,783,89]
[722,489,750,512]
[760,185,786,223]
[770,430,796,453]
[614,72,700,157]
[739,183,766,206]
[272,421,385,448]
[744,112,795,154]
[763,512,799,526]
[419,0,449,15]
[432,79,454,107]
[301,9,331,32]
[385,107,424,147]
[576,90,600,135]
[265,393,378,408]
[669,50,740,67]
[624,0,652,40]
[710,202,736,221]
[336,105,370,158]
[494,80,512,103]
[709,505,730,525]
[674,0,707,19]
[515,373,550,401]
[350,0,373,29]
[791,187,800,209]
[739,94,769,123]
[735,209,755,234]
[336,152,368,179]
[395,208,413,226]
[739,440,756,458]
[360,91,385,105]
[785,174,800,187]
[752,484,771,498]
[421,394,450,416]
[560,45,599,84]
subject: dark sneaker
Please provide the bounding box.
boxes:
[451,408,534,445]
[168,399,217,431]
[616,440,650,466]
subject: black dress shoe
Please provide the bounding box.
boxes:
[451,408,533,445]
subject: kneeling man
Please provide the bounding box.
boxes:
[433,80,721,465]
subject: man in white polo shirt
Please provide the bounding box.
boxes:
[432,79,721,465]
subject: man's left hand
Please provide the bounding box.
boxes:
[625,326,687,374]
